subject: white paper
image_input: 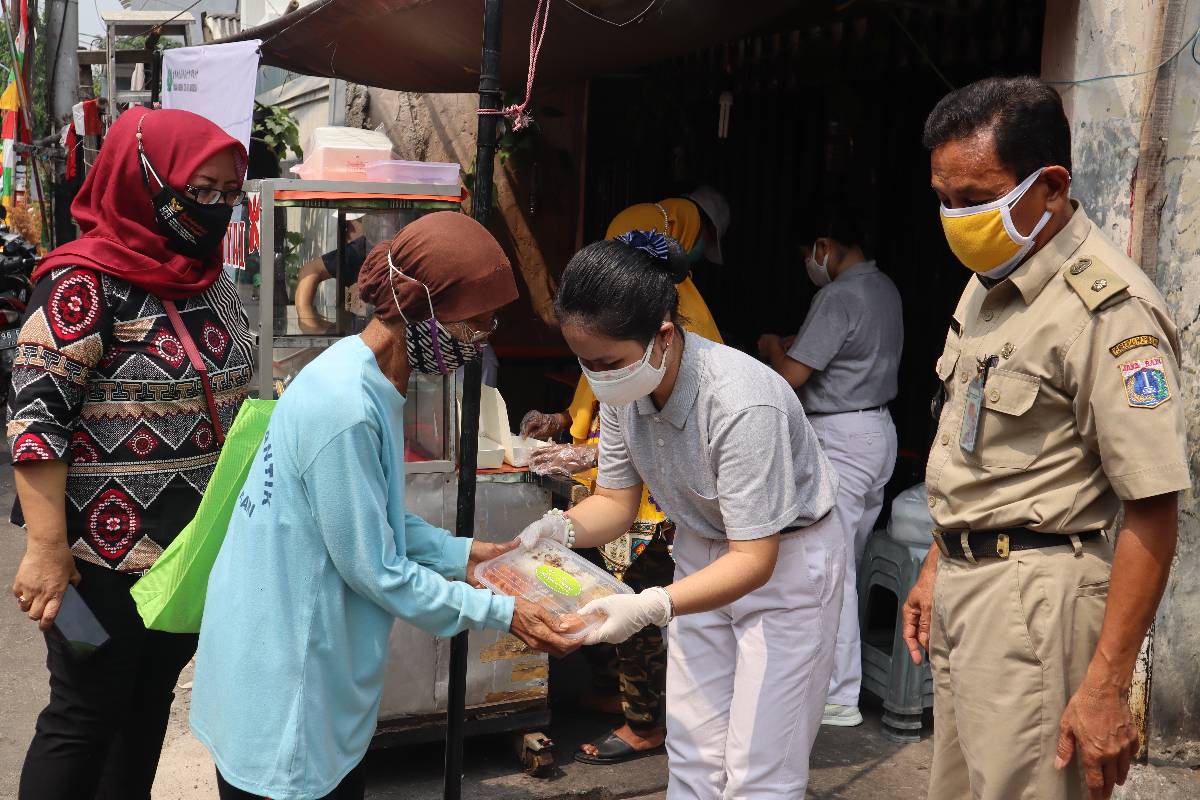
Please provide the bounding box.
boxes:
[161,40,262,151]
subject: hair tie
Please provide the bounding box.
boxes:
[615,229,670,261]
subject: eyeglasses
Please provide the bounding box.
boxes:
[446,317,499,344]
[185,185,248,207]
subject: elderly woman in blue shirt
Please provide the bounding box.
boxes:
[190,212,575,800]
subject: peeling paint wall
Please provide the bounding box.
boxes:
[1043,0,1200,765]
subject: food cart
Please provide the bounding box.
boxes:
[234,177,556,772]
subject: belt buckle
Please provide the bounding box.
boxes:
[932,529,951,558]
[996,533,1011,559]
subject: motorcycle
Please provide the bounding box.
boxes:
[0,229,38,407]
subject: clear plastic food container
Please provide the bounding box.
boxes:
[476,540,633,640]
[365,159,461,187]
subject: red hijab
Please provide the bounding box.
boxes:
[36,107,247,300]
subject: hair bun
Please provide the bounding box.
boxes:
[613,229,690,284]
[662,237,690,284]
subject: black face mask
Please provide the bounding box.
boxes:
[149,180,232,258]
[137,128,232,258]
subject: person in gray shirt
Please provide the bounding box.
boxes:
[758,204,903,729]
[519,230,844,799]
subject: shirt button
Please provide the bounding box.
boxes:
[940,433,950,446]
[960,373,968,384]
[653,416,661,423]
[656,438,665,447]
[982,311,994,322]
[928,497,937,508]
[989,389,1001,402]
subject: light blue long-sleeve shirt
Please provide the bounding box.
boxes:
[190,335,515,799]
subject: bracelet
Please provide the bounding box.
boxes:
[548,508,576,548]
[651,586,676,624]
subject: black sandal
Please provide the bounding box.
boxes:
[574,731,664,765]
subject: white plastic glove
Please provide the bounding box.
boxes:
[578,588,673,645]
[517,512,571,550]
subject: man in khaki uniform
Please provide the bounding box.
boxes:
[903,76,1189,800]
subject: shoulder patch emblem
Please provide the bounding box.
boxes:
[1064,256,1129,312]
[1109,335,1160,358]
[1119,357,1171,408]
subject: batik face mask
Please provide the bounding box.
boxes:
[405,318,481,375]
[939,168,1053,279]
[386,250,483,375]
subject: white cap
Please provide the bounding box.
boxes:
[684,186,730,264]
[331,211,366,222]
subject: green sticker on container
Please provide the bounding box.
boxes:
[535,564,581,597]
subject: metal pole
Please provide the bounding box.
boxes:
[444,2,503,797]
[46,0,79,131]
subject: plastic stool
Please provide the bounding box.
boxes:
[858,531,934,742]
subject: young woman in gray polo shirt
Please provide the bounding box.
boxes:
[520,231,845,799]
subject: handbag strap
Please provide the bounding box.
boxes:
[163,300,226,447]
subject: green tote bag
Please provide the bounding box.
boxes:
[131,398,275,633]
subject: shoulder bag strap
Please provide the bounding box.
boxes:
[163,300,226,447]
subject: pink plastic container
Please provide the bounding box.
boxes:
[289,127,394,181]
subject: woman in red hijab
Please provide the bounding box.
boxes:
[7,107,253,800]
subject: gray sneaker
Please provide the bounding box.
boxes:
[822,703,864,727]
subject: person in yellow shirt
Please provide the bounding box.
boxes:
[522,195,726,765]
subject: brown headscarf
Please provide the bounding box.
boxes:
[357,211,517,325]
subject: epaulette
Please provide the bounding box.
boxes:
[1063,255,1129,313]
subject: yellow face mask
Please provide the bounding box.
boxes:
[939,168,1051,278]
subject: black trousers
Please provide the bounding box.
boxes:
[216,763,366,799]
[19,559,198,800]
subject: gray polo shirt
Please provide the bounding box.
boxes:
[596,333,838,541]
[787,260,904,414]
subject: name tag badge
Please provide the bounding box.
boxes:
[960,376,983,452]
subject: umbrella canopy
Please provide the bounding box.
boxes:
[222,0,798,92]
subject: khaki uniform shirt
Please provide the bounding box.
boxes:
[927,203,1190,533]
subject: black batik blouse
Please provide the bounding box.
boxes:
[6,267,254,572]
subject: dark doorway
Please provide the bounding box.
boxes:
[580,0,1047,486]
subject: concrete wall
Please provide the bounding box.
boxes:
[1043,0,1200,766]
[363,87,589,350]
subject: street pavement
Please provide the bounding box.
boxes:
[2,461,1196,798]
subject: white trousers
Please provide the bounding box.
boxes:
[808,408,898,707]
[664,517,845,800]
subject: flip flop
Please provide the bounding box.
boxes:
[574,731,665,765]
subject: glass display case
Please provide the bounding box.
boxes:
[236,178,465,469]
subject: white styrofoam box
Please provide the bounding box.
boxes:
[460,385,545,468]
[506,435,549,468]
[477,435,505,470]
[290,126,394,180]
[886,482,935,547]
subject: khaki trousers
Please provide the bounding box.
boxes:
[928,537,1113,800]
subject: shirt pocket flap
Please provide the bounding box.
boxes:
[936,347,961,381]
[984,369,1041,416]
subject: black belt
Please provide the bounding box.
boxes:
[779,508,834,536]
[932,528,1104,561]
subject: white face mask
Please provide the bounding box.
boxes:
[581,333,670,407]
[805,240,832,287]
